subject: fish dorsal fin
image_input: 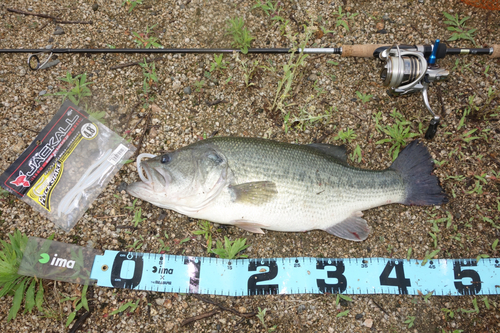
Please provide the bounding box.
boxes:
[231,219,268,234]
[229,181,278,205]
[307,143,348,162]
[324,212,370,241]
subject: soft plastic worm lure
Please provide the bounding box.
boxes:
[136,153,157,184]
[57,149,113,222]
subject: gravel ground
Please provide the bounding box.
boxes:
[1,0,500,332]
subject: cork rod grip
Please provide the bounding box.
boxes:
[341,44,391,57]
[490,45,500,59]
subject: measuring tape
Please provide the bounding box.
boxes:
[90,251,500,296]
[19,238,500,296]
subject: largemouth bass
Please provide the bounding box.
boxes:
[127,137,447,241]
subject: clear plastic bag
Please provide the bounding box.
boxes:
[0,100,136,231]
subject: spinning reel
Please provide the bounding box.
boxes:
[378,40,449,139]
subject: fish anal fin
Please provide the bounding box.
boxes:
[229,181,277,205]
[325,213,370,241]
[231,220,268,234]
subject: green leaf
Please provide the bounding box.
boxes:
[24,278,36,313]
[81,284,89,311]
[7,279,26,321]
[36,279,44,311]
[66,311,77,327]
[336,309,349,317]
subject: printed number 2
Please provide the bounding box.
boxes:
[247,260,279,295]
[379,260,411,294]
[454,261,481,295]
[316,260,347,294]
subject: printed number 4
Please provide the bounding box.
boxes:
[379,261,411,294]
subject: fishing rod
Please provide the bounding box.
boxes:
[2,41,499,138]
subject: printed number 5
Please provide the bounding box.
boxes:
[453,261,481,295]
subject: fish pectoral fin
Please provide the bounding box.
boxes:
[228,181,277,205]
[231,220,268,234]
[324,214,370,241]
[307,143,348,162]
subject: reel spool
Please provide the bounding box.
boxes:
[378,41,449,139]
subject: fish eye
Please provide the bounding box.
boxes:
[161,154,171,164]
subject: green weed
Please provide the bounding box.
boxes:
[0,188,10,197]
[421,249,440,266]
[234,53,260,87]
[226,18,254,54]
[0,230,47,321]
[132,24,162,49]
[110,299,139,316]
[193,80,205,92]
[193,220,213,254]
[270,24,315,114]
[355,91,373,104]
[50,72,93,106]
[333,6,358,31]
[252,0,282,17]
[256,307,277,332]
[334,128,357,143]
[122,0,143,12]
[375,110,419,160]
[155,232,170,253]
[443,12,477,46]
[404,315,416,329]
[64,284,89,327]
[211,237,249,259]
[349,144,362,163]
[210,54,228,73]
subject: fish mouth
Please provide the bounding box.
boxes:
[140,161,171,189]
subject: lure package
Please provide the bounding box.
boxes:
[0,100,136,231]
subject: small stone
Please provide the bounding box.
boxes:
[39,90,47,96]
[355,313,364,320]
[92,3,99,11]
[12,138,26,153]
[308,74,318,81]
[116,182,128,192]
[297,304,306,314]
[53,26,65,35]
[18,68,26,77]
[376,21,385,31]
[48,37,54,43]
[108,105,119,112]
[382,14,390,21]
[183,86,192,95]
[377,29,387,34]
[48,85,53,90]
[363,318,373,328]
[172,81,182,90]
[45,45,53,49]
[155,298,165,306]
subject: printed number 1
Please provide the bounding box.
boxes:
[379,260,411,294]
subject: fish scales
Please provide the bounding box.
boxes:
[127,137,447,241]
[199,138,405,229]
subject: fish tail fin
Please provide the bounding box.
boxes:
[390,140,447,206]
